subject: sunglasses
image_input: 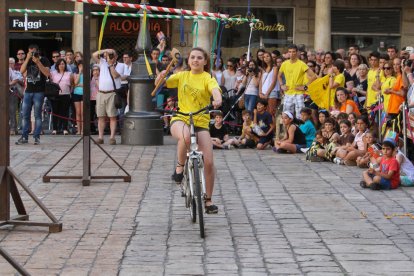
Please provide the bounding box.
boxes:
[17,53,25,55]
[52,55,60,58]
[384,67,391,70]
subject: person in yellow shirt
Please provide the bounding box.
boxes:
[366,51,385,109]
[328,59,346,112]
[381,60,397,112]
[278,44,317,119]
[157,47,222,214]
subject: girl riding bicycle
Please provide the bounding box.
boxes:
[157,47,222,214]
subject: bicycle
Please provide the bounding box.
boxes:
[161,105,218,238]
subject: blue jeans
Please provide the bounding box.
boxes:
[244,94,257,115]
[21,92,44,139]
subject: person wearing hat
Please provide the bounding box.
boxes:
[361,138,400,190]
[273,110,306,153]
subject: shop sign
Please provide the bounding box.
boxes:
[218,7,294,48]
[104,17,171,36]
[9,16,72,32]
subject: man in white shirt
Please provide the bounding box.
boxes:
[120,52,132,115]
[92,49,124,145]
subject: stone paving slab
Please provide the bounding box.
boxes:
[0,135,414,275]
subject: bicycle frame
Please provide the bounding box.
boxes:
[186,113,206,198]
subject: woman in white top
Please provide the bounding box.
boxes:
[49,58,74,135]
[212,57,224,86]
[239,60,261,114]
[259,51,279,116]
[222,59,237,93]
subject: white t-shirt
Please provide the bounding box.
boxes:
[398,150,414,181]
[99,58,124,91]
[121,62,132,85]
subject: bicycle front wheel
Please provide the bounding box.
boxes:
[192,158,205,238]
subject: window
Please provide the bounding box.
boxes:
[331,9,401,52]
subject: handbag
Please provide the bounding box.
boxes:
[108,64,124,109]
[45,73,64,98]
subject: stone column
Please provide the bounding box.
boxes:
[194,0,210,51]
[314,0,331,51]
[72,2,83,52]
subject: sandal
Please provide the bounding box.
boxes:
[360,181,367,188]
[171,162,184,184]
[204,197,218,214]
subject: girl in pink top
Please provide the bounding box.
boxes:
[335,115,369,166]
[49,58,74,135]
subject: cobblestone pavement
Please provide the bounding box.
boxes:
[1,135,414,275]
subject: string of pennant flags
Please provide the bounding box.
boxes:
[64,0,229,19]
[9,9,259,22]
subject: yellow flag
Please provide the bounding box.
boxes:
[307,75,332,110]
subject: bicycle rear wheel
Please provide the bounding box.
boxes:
[193,158,205,238]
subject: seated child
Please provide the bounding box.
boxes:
[306,130,327,162]
[236,110,258,148]
[355,132,380,168]
[209,111,233,150]
[299,107,316,148]
[361,139,400,190]
[316,117,340,160]
[396,147,414,187]
[330,119,355,163]
[253,98,274,150]
[273,111,307,153]
[335,115,369,166]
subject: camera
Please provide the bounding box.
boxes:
[108,53,115,60]
[247,68,253,73]
[404,59,413,67]
[32,51,39,58]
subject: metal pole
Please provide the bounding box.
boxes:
[82,3,91,186]
[0,0,11,221]
[403,104,408,156]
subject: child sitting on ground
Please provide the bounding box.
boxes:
[396,142,414,186]
[335,115,369,166]
[361,139,400,190]
[209,111,233,150]
[236,110,258,148]
[253,98,274,150]
[316,117,340,160]
[355,132,380,168]
[273,111,307,153]
[299,107,316,148]
[306,130,327,162]
[330,119,355,163]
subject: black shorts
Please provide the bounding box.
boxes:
[72,94,83,102]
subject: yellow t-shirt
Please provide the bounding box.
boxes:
[381,76,396,112]
[279,59,309,95]
[166,71,220,129]
[329,74,345,108]
[366,69,385,108]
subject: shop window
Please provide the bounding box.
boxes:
[331,9,401,52]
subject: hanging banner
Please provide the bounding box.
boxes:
[218,7,294,48]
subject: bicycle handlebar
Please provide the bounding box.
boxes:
[156,105,219,117]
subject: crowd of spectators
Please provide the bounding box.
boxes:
[7,40,414,190]
[204,44,414,190]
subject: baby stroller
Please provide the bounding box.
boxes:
[220,86,244,135]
